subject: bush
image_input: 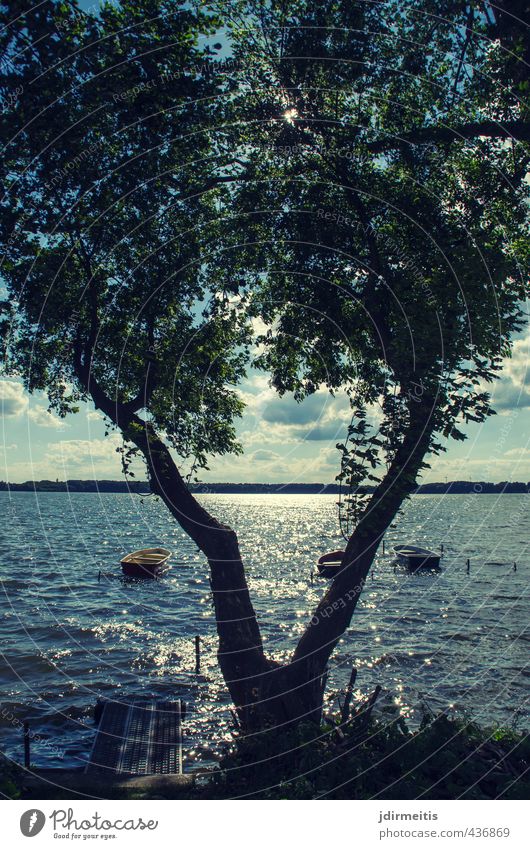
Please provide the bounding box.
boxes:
[210,710,529,799]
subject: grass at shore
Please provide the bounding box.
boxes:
[2,711,528,800]
[210,710,529,800]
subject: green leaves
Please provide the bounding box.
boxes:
[0,0,244,464]
[211,0,529,526]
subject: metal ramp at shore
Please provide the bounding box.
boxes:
[85,699,184,776]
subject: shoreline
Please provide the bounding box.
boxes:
[1,480,529,495]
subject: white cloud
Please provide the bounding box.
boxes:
[250,449,281,462]
[487,329,530,412]
[0,380,28,417]
[28,405,67,429]
[49,435,121,465]
[0,381,67,428]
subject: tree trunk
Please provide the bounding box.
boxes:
[75,366,273,729]
[125,417,279,730]
[279,396,438,723]
[79,358,439,732]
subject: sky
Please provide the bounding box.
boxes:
[1,325,530,484]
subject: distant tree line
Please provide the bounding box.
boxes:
[1,480,529,494]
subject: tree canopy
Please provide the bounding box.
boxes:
[1,0,247,469]
[213,0,530,527]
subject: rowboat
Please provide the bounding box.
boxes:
[316,550,345,578]
[120,547,172,578]
[393,544,441,571]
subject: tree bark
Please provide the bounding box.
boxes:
[279,396,438,723]
[76,351,440,732]
[73,359,272,729]
[124,418,275,730]
[367,120,530,154]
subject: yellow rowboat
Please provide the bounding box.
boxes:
[120,547,172,578]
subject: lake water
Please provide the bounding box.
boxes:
[0,491,528,770]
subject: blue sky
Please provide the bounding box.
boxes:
[1,325,530,484]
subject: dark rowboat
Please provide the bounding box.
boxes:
[316,550,345,578]
[120,547,172,578]
[393,544,441,571]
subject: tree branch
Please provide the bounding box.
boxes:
[72,346,270,725]
[366,119,530,153]
[290,395,437,680]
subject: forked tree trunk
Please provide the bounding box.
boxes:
[82,363,436,732]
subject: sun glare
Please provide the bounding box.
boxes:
[283,107,298,124]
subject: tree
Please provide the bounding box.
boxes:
[1,0,529,734]
[208,0,530,718]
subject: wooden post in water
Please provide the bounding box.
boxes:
[229,709,240,731]
[23,722,30,768]
[466,558,470,573]
[440,543,444,555]
[514,562,517,572]
[382,539,385,555]
[194,635,201,673]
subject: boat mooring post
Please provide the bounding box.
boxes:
[382,539,385,555]
[195,635,201,674]
[514,562,517,572]
[466,558,470,573]
[440,543,444,555]
[310,570,314,584]
[23,721,30,769]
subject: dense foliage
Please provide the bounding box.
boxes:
[1,0,247,469]
[215,0,530,526]
[212,710,530,800]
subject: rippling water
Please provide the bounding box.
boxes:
[0,491,528,769]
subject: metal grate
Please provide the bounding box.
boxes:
[85,699,183,775]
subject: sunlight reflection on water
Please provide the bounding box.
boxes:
[0,491,528,768]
